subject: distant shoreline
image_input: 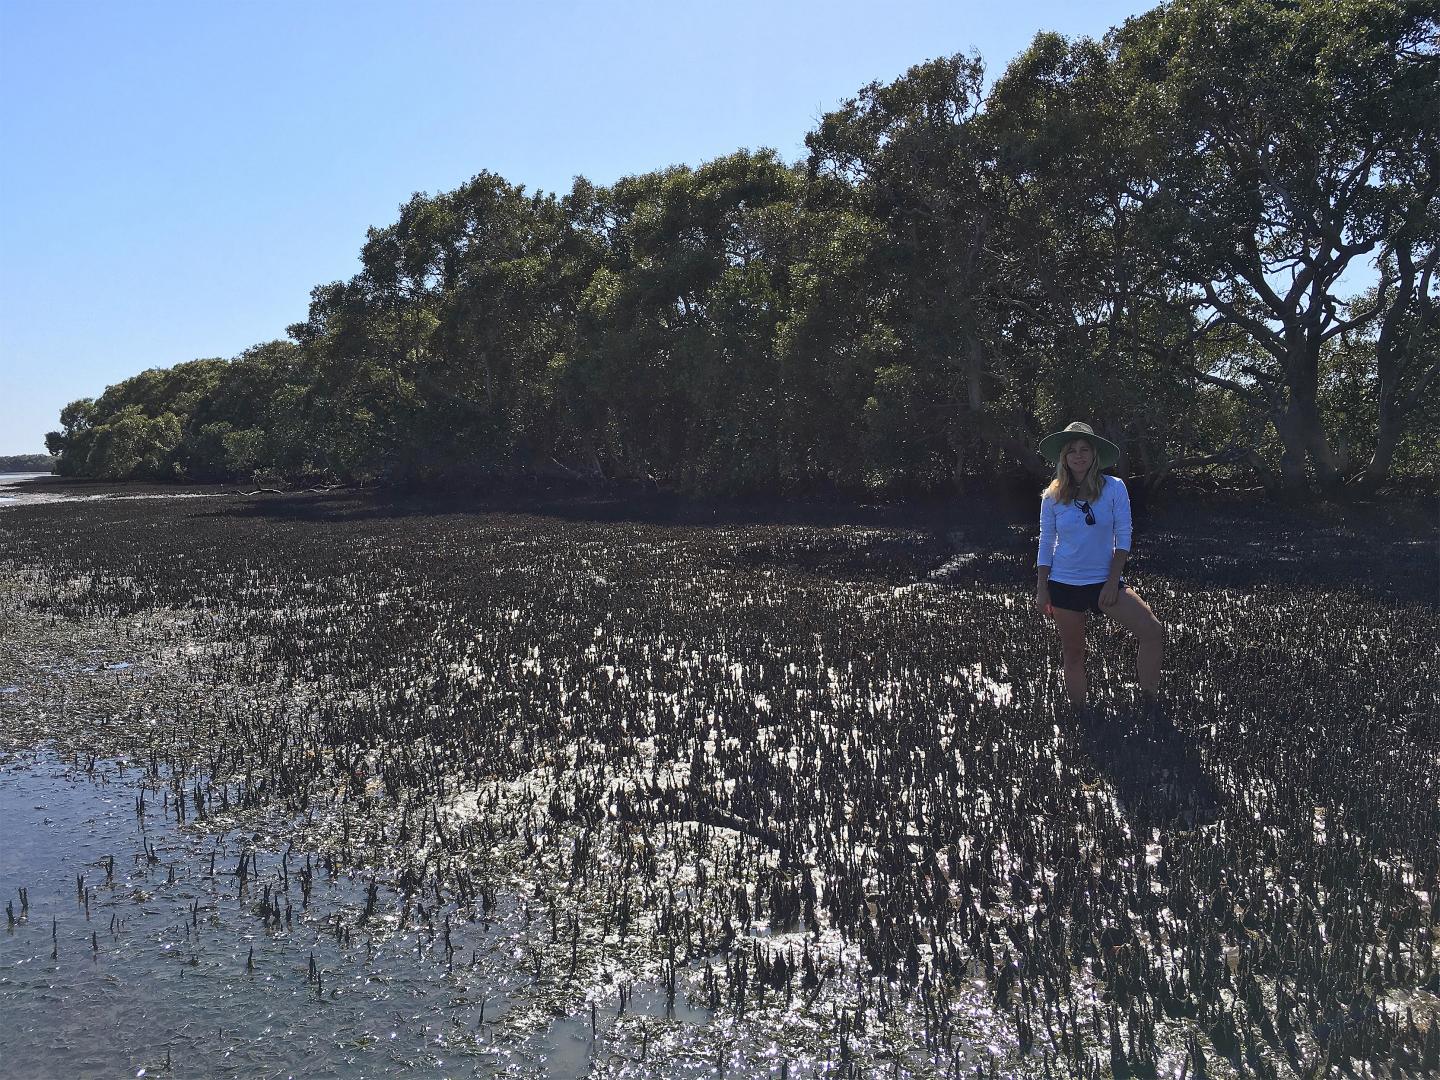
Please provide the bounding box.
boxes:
[0,455,56,473]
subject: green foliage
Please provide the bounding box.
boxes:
[1103,0,1439,492]
[48,0,1438,498]
[83,406,182,479]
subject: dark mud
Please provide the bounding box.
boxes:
[1,486,1436,1078]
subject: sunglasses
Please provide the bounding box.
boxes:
[1075,499,1096,525]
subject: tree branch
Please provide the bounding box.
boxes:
[1201,280,1289,361]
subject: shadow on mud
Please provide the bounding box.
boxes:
[1070,709,1223,832]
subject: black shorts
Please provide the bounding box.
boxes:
[1048,579,1126,616]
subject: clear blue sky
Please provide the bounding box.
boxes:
[1,0,1156,455]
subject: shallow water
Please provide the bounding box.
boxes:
[0,753,714,1078]
[0,473,222,509]
[0,473,56,506]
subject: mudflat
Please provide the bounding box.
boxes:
[1,486,1435,1078]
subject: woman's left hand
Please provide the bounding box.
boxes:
[1098,581,1120,609]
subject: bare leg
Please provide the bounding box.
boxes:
[1052,608,1089,708]
[1102,586,1163,694]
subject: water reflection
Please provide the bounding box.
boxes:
[0,753,643,1078]
[0,473,66,507]
[0,473,224,510]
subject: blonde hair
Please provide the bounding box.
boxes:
[1043,439,1107,504]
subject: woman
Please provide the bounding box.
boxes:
[1035,422,1164,718]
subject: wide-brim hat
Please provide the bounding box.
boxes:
[1039,422,1120,469]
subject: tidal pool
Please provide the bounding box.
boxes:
[0,473,224,510]
[0,752,708,1079]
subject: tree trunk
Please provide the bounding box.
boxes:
[1360,423,1400,495]
[966,337,985,414]
[1300,396,1342,494]
[949,333,989,494]
[1272,371,1336,495]
[1274,401,1311,494]
[952,441,967,494]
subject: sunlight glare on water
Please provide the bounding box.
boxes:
[0,754,552,1078]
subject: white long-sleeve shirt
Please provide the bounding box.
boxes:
[1037,475,1133,585]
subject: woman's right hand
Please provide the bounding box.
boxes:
[1036,587,1053,618]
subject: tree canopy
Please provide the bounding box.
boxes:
[48,0,1439,498]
